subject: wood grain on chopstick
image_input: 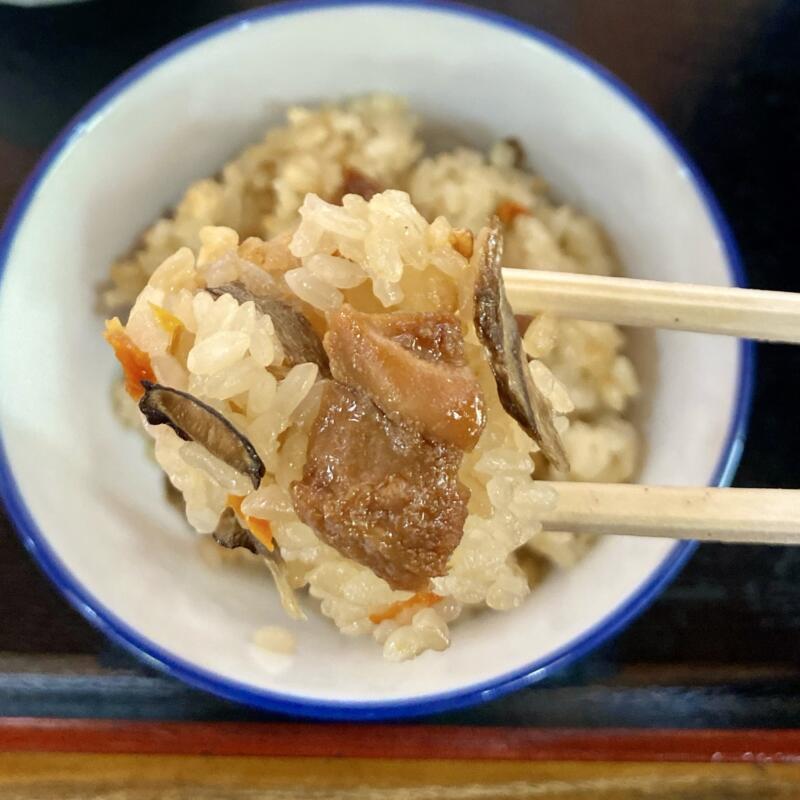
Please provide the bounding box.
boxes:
[539,482,800,545]
[504,269,800,343]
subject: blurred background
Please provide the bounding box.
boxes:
[2,0,800,729]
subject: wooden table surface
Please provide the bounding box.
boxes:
[2,1,800,790]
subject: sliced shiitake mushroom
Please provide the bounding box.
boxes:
[472,218,570,473]
[139,381,264,489]
[213,508,257,552]
[207,282,330,376]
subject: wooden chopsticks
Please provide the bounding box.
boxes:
[505,268,800,545]
[504,268,800,343]
[537,482,800,545]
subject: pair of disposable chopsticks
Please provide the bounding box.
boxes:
[503,268,800,545]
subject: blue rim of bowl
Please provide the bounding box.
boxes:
[0,0,754,721]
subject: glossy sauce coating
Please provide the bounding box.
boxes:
[324,305,486,451]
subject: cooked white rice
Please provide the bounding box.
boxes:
[105,95,639,661]
[252,625,296,655]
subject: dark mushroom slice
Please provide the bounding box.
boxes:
[472,218,570,473]
[207,282,330,376]
[213,508,258,552]
[139,381,264,489]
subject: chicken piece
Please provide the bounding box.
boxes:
[363,310,466,364]
[324,305,486,451]
[291,382,469,591]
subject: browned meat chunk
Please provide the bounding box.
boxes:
[364,310,466,364]
[324,305,486,451]
[473,218,569,472]
[291,382,469,591]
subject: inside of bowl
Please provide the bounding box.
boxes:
[0,4,743,711]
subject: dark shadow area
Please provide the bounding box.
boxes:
[613,0,800,666]
[0,0,246,146]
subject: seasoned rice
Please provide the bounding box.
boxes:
[104,95,639,661]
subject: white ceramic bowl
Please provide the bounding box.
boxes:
[0,1,752,719]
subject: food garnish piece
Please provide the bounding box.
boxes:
[207,282,330,376]
[324,305,486,451]
[139,382,265,489]
[149,303,185,355]
[291,382,469,591]
[149,303,183,339]
[213,506,304,620]
[495,199,532,226]
[473,218,569,472]
[103,317,156,400]
[449,228,474,259]
[227,495,274,552]
[368,591,442,624]
[246,517,274,552]
[262,555,306,621]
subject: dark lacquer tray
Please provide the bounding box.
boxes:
[2,0,800,732]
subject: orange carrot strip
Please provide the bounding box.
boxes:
[103,318,156,401]
[247,517,274,551]
[496,199,532,226]
[227,495,244,517]
[449,228,474,259]
[369,591,442,625]
[226,495,274,551]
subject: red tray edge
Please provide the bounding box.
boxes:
[0,718,798,763]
